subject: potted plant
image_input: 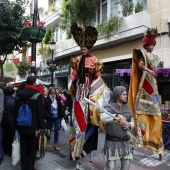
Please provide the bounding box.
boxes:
[21,21,46,43]
[17,59,31,75]
[48,64,57,72]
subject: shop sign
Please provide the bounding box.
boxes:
[55,64,70,76]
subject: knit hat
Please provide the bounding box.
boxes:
[111,86,127,102]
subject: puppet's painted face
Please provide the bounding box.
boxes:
[81,46,89,55]
[145,44,154,53]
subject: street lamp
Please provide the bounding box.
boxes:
[49,41,56,86]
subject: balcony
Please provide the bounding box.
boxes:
[42,2,61,31]
[52,11,151,59]
[95,11,151,49]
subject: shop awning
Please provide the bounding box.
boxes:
[116,69,131,76]
[116,68,170,77]
[157,68,170,77]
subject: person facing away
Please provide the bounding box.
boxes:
[0,83,5,145]
[14,76,46,170]
[0,82,6,144]
[100,86,134,170]
[1,86,15,157]
[44,87,63,151]
[128,27,164,154]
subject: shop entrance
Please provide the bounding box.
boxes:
[102,59,131,90]
[55,76,68,89]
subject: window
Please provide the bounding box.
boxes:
[97,8,100,24]
[137,0,147,10]
[89,13,97,26]
[55,28,59,42]
[110,0,119,17]
[54,27,66,42]
[102,2,107,22]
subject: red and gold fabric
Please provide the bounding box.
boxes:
[69,53,105,159]
[89,77,109,132]
[128,49,163,153]
[70,54,103,81]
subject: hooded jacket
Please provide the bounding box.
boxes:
[1,95,15,129]
[14,87,46,135]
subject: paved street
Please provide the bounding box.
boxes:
[1,123,170,170]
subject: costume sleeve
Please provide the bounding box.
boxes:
[70,57,80,81]
[100,112,114,123]
[155,55,160,67]
[100,105,117,123]
[95,59,103,77]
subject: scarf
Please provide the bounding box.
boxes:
[78,53,92,85]
[25,84,36,89]
[78,55,86,84]
[51,98,58,118]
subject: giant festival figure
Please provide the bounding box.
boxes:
[68,23,108,169]
[128,27,164,160]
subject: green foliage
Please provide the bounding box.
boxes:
[115,0,134,17]
[17,59,31,74]
[37,30,52,57]
[43,30,51,44]
[135,3,143,13]
[37,44,51,57]
[48,64,57,72]
[66,32,72,40]
[59,0,99,31]
[0,0,27,55]
[97,17,123,37]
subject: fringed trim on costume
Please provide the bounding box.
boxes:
[105,147,133,160]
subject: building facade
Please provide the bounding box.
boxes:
[39,0,170,89]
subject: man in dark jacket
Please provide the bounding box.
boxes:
[15,76,46,170]
[2,86,15,157]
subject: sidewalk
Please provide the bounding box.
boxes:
[1,124,170,170]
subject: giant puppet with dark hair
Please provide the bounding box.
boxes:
[128,28,163,159]
[68,23,109,167]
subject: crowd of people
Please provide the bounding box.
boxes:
[0,78,72,170]
[0,26,164,170]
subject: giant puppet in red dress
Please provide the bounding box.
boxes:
[68,24,109,165]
